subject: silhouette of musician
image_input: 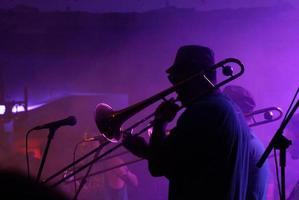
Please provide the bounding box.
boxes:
[123,45,257,199]
[223,85,269,200]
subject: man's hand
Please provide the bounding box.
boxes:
[154,99,180,123]
[123,135,149,159]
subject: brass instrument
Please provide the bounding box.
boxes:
[246,106,283,127]
[45,58,245,187]
[95,58,244,142]
[65,105,283,178]
[91,106,284,173]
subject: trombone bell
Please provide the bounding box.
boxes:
[95,103,122,143]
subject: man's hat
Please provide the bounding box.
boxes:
[167,45,215,75]
[223,85,256,114]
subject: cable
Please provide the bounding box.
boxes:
[72,140,85,192]
[72,142,107,200]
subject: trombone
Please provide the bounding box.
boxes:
[44,58,245,187]
[247,106,283,127]
[77,106,284,177]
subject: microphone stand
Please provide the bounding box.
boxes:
[72,142,107,200]
[36,127,57,183]
[257,100,299,200]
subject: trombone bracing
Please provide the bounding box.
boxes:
[45,58,245,187]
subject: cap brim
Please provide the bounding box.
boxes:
[166,64,176,74]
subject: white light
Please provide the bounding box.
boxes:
[12,105,25,113]
[28,103,45,110]
[0,105,5,115]
[0,103,45,115]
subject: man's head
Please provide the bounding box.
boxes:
[167,45,215,104]
[286,113,299,159]
[222,85,256,117]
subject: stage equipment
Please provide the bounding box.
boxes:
[29,116,77,182]
[257,88,299,200]
[32,116,77,131]
[0,87,28,123]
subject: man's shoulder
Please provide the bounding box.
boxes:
[180,93,237,122]
[189,93,235,112]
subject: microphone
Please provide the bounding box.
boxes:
[83,135,103,142]
[32,116,77,130]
